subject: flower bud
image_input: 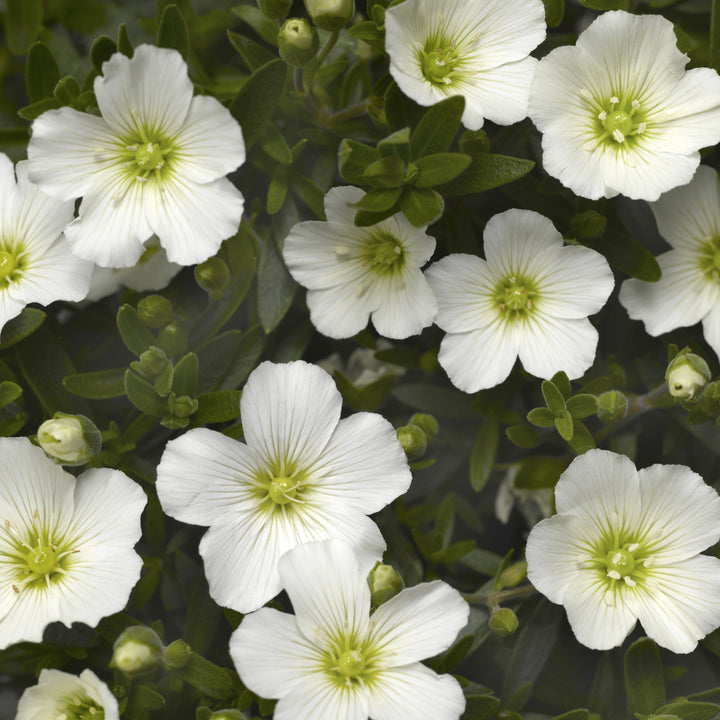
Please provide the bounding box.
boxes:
[304,0,354,31]
[597,390,629,423]
[666,352,711,400]
[368,562,403,606]
[168,393,199,419]
[396,424,427,460]
[257,0,293,19]
[500,561,527,589]
[488,608,519,637]
[37,413,101,466]
[408,413,439,442]
[194,257,230,297]
[137,294,173,328]
[131,346,170,378]
[163,639,193,669]
[209,710,247,720]
[111,626,163,676]
[279,18,320,66]
[157,321,188,358]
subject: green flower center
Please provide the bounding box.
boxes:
[337,649,366,677]
[0,251,16,280]
[699,237,720,282]
[494,275,538,318]
[365,231,405,275]
[0,246,26,288]
[24,539,59,575]
[60,694,105,720]
[119,130,174,183]
[134,142,165,170]
[579,91,648,150]
[267,476,298,505]
[420,41,461,87]
[604,547,636,577]
[255,465,307,512]
[325,641,378,688]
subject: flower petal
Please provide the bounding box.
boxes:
[274,674,369,720]
[702,301,720,362]
[306,283,375,338]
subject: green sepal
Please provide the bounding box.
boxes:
[543,0,565,27]
[118,23,134,57]
[17,97,61,121]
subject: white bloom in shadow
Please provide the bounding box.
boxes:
[283,187,438,340]
[529,11,720,201]
[425,209,614,392]
[0,155,92,333]
[27,45,245,268]
[0,438,146,649]
[156,360,412,613]
[619,165,720,360]
[230,539,469,720]
[16,668,119,720]
[384,0,546,130]
[526,449,720,653]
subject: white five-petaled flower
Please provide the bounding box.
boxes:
[230,539,469,720]
[425,209,614,393]
[156,360,412,613]
[283,186,438,340]
[384,0,546,130]
[619,165,720,360]
[16,668,120,720]
[27,44,245,268]
[529,11,720,201]
[0,154,92,333]
[0,438,146,649]
[526,449,720,653]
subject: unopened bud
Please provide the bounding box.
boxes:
[157,321,188,358]
[37,413,101,465]
[194,257,230,297]
[597,390,629,423]
[257,0,293,19]
[137,295,173,328]
[131,346,170,378]
[168,393,198,419]
[304,0,354,31]
[209,712,247,720]
[163,639,193,669]
[489,608,519,637]
[396,424,427,460]
[500,561,527,589]
[369,562,403,606]
[279,18,319,66]
[111,626,163,676]
[666,352,711,400]
[570,210,606,240]
[408,413,438,442]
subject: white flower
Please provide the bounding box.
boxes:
[526,449,720,653]
[283,186,438,340]
[0,155,92,333]
[529,11,720,201]
[156,360,411,613]
[16,668,120,720]
[0,437,146,649]
[425,209,614,392]
[384,0,546,130]
[229,539,469,720]
[27,44,245,268]
[619,165,720,360]
[37,416,86,464]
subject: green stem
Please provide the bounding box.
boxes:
[325,99,369,125]
[315,30,340,70]
[463,583,536,605]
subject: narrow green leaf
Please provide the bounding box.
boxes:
[231,4,280,46]
[6,0,43,55]
[469,417,499,493]
[338,139,381,184]
[410,96,465,158]
[267,173,288,215]
[334,372,396,412]
[354,207,396,227]
[377,127,411,162]
[230,59,286,148]
[583,231,661,282]
[566,393,599,419]
[195,391,242,424]
[439,153,535,196]
[353,186,402,212]
[172,653,233,693]
[118,23,134,57]
[124,370,168,417]
[117,305,156,356]
[0,308,45,349]
[543,0,565,27]
[506,423,540,448]
[579,0,629,7]
[63,368,126,399]
[257,232,297,333]
[654,701,720,720]
[17,97,61,121]
[399,186,444,227]
[289,172,326,219]
[384,81,423,134]
[515,456,568,490]
[0,127,29,144]
[260,124,293,164]
[171,353,199,397]
[392,383,475,418]
[90,35,117,73]
[157,4,189,58]
[227,29,275,71]
[541,380,566,412]
[625,637,665,716]
[54,76,81,105]
[550,370,572,399]
[526,407,555,428]
[414,153,472,188]
[554,409,575,441]
[25,42,60,103]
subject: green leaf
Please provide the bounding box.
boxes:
[392,383,475,418]
[554,409,574,441]
[566,393,599,419]
[267,173,288,215]
[410,96,465,158]
[469,416,499,493]
[550,711,588,720]
[157,3,189,58]
[654,701,720,720]
[543,0,565,27]
[551,370,572,399]
[541,380,566,412]
[413,153,472,188]
[172,353,199,397]
[25,42,60,103]
[506,424,540,448]
[227,29,275,71]
[568,419,596,454]
[334,372,396,412]
[0,381,22,408]
[197,326,265,393]
[232,3,280,46]
[400,187,443,226]
[126,684,166,713]
[17,97,61,121]
[195,391,242,424]
[171,652,233,693]
[90,35,117,74]
[53,76,81,105]
[257,232,296,333]
[347,20,384,45]
[117,305,156,356]
[363,155,406,188]
[353,186,402,212]
[339,139,380,185]
[261,124,293,164]
[0,127,29,144]
[384,81,423,134]
[289,172,326,219]
[377,127,411,162]
[625,637,665,716]
[6,0,43,55]
[527,407,555,428]
[63,368,126,399]
[583,229,661,282]
[124,370,168,417]
[230,59,286,148]
[0,308,45,349]
[118,23,133,57]
[438,153,535,196]
[515,456,568,490]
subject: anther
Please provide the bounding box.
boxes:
[607,569,621,580]
[631,100,640,110]
[627,543,639,552]
[624,576,637,587]
[126,145,138,151]
[598,111,607,121]
[12,584,19,594]
[610,96,619,104]
[335,246,350,256]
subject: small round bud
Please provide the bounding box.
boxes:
[304,0,354,31]
[37,413,101,466]
[570,209,607,240]
[163,639,193,669]
[488,608,519,637]
[396,424,427,460]
[131,346,170,378]
[194,257,230,297]
[597,390,629,423]
[209,711,247,720]
[279,18,320,66]
[408,413,439,442]
[257,0,293,19]
[137,295,173,328]
[369,562,403,606]
[666,352,711,400]
[500,561,527,589]
[168,394,199,419]
[111,626,163,676]
[157,321,188,358]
